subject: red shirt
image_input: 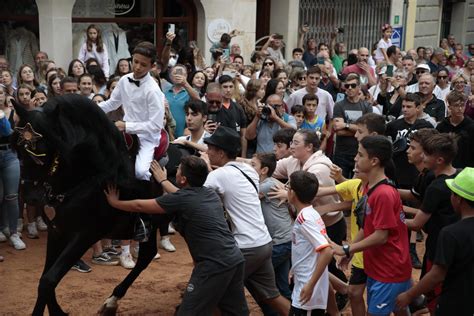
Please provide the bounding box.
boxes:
[363,183,412,283]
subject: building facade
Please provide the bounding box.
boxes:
[0,0,470,71]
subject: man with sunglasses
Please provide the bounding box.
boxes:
[333,73,373,179]
[205,81,247,157]
[436,91,474,168]
[466,43,474,58]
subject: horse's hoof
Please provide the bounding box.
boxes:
[97,296,118,316]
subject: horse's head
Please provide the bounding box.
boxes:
[12,99,58,177]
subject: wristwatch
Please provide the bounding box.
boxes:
[344,122,350,130]
[342,244,351,258]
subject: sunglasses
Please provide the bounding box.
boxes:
[454,81,467,85]
[264,62,274,66]
[438,76,448,79]
[344,83,358,89]
[298,76,307,80]
[207,100,221,105]
[416,70,427,74]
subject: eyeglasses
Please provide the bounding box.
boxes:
[268,103,283,107]
[437,76,448,79]
[298,76,307,80]
[344,83,358,89]
[207,100,221,105]
[448,101,465,108]
[264,62,274,66]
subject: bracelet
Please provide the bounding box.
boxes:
[159,179,169,185]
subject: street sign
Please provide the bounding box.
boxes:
[391,27,403,49]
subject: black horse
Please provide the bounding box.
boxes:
[12,94,186,315]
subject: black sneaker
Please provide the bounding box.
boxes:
[103,246,121,257]
[71,259,92,273]
[92,252,119,266]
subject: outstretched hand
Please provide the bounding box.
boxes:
[104,184,120,205]
[150,160,167,183]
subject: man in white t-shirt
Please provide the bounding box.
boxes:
[287,170,333,315]
[203,126,291,315]
[173,99,211,152]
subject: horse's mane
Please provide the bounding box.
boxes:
[40,95,134,202]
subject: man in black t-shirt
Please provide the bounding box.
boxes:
[385,93,432,188]
[205,81,247,157]
[397,167,474,316]
[332,73,372,178]
[436,91,474,168]
[104,156,248,316]
[404,133,460,314]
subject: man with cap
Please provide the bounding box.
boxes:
[406,63,443,100]
[397,167,474,316]
[202,126,291,315]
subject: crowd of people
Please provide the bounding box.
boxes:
[1,22,474,315]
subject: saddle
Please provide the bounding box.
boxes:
[122,129,170,163]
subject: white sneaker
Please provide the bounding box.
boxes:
[154,251,161,260]
[0,231,6,242]
[131,245,140,259]
[119,253,135,269]
[10,233,26,250]
[160,236,176,252]
[168,223,176,234]
[36,216,48,231]
[17,218,24,233]
[27,223,39,239]
[2,227,21,238]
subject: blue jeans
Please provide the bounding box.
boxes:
[272,241,292,299]
[0,149,21,233]
[259,241,292,316]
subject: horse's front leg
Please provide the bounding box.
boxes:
[32,228,70,316]
[34,231,99,316]
[99,224,158,315]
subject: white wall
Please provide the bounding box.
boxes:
[413,0,442,48]
[199,0,257,64]
[269,0,300,61]
[36,0,76,70]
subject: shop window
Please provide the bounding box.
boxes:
[0,0,39,72]
[72,0,196,65]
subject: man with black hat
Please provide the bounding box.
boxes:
[203,126,291,315]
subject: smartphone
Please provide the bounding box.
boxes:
[207,113,217,122]
[222,70,236,79]
[386,64,394,77]
[317,57,325,65]
[168,24,175,34]
[175,68,184,76]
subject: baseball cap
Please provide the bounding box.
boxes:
[415,64,430,71]
[445,168,474,201]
